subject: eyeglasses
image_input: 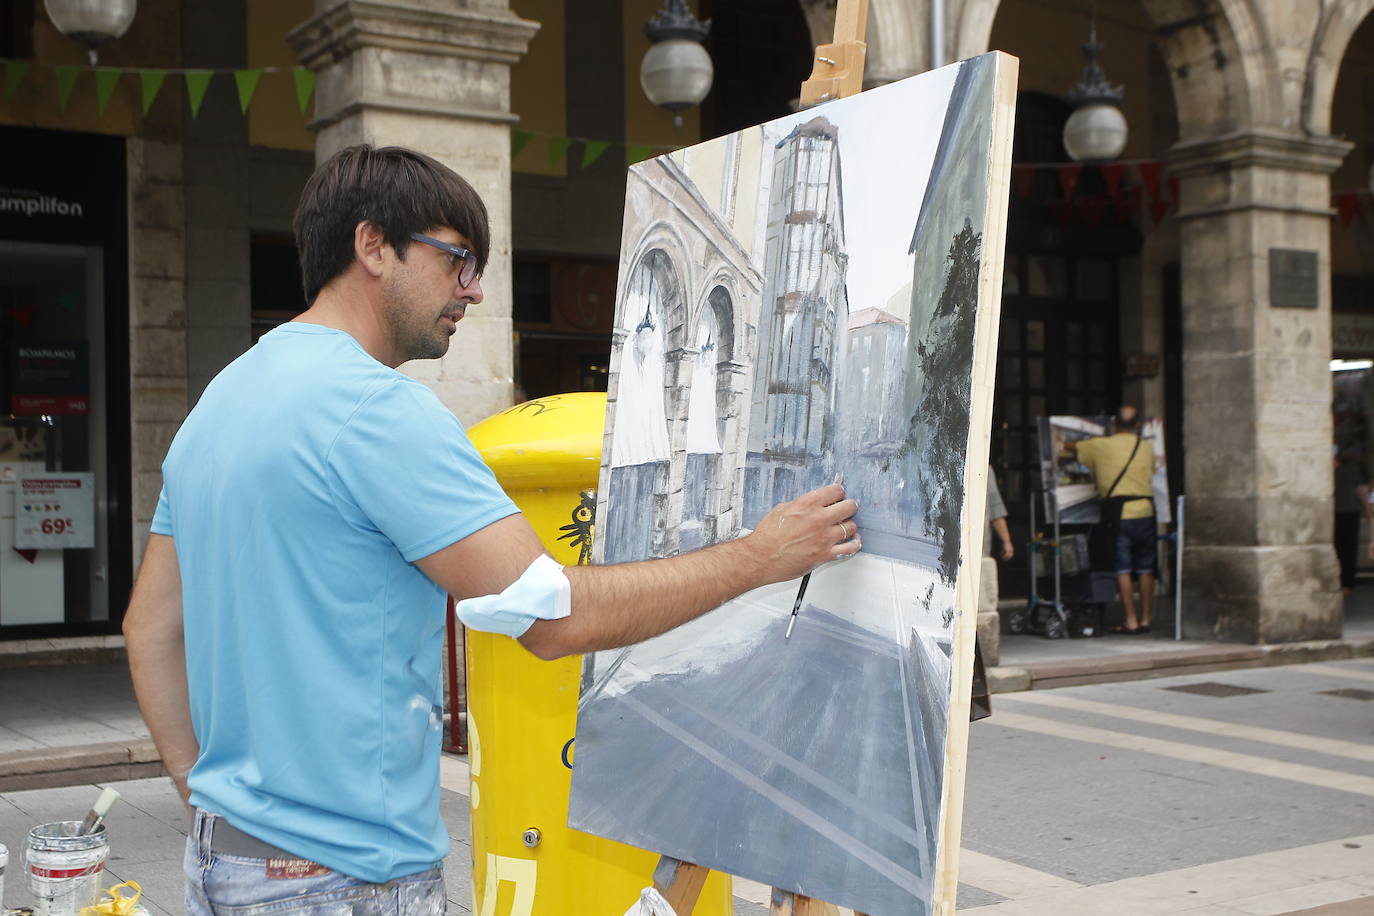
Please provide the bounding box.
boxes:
[409,232,480,289]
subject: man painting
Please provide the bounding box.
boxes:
[123,146,860,914]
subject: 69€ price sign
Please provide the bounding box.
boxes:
[16,473,95,549]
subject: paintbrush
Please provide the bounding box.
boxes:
[786,472,850,641]
[784,572,810,640]
[78,787,121,836]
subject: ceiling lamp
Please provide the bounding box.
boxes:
[44,0,137,65]
[640,0,713,129]
[1062,21,1128,163]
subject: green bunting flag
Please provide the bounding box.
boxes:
[184,70,213,118]
[292,67,314,116]
[4,60,28,99]
[55,66,80,113]
[547,135,572,171]
[234,69,263,114]
[581,139,610,169]
[510,129,533,158]
[626,143,654,166]
[140,70,167,115]
[94,68,121,115]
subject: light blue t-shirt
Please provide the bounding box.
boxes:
[151,323,517,882]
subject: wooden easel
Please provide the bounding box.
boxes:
[646,4,873,914]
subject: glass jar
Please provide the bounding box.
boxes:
[24,821,109,916]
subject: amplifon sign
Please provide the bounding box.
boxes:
[0,192,85,218]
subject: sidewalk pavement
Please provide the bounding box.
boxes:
[2,591,1372,794]
[4,657,1374,915]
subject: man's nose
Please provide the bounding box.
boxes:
[458,276,483,305]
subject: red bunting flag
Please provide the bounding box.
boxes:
[1013,166,1036,200]
[1149,198,1171,228]
[1337,192,1360,228]
[1057,164,1082,200]
[1138,160,1163,202]
[1100,162,1124,201]
[1082,196,1107,230]
[1050,200,1074,228]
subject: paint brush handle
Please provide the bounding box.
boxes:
[785,572,812,640]
[79,787,121,835]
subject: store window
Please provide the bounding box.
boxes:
[1,124,130,638]
[1,242,110,626]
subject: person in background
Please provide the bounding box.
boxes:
[986,466,1014,562]
[1335,447,1365,590]
[1068,406,1156,634]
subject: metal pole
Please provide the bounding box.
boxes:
[1051,489,1061,624]
[1029,488,1037,603]
[1175,494,1185,641]
[931,0,946,70]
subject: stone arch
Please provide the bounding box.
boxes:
[1305,0,1374,135]
[1137,0,1261,138]
[953,0,1001,65]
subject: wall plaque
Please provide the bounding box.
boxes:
[1270,248,1318,309]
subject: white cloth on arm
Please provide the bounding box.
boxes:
[453,553,571,637]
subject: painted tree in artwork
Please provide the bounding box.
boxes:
[911,219,981,581]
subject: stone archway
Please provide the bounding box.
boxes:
[604,248,683,563]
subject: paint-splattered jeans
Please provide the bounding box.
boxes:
[184,809,446,914]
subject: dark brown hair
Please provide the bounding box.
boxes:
[292,145,490,304]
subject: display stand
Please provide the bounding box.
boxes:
[1018,487,1117,639]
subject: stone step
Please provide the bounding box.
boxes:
[989,636,1374,694]
[0,739,163,793]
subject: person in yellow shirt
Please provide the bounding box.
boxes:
[1068,406,1156,633]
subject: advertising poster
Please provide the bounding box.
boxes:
[16,472,95,549]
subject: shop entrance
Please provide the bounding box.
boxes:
[992,252,1122,595]
[1,241,112,629]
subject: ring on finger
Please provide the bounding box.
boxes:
[839,521,851,539]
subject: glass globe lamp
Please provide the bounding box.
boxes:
[1064,103,1129,163]
[641,0,712,129]
[44,0,137,64]
[1063,23,1127,164]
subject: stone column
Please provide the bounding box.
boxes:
[1171,131,1349,643]
[127,138,189,565]
[288,0,538,426]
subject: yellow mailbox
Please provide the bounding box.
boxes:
[465,391,732,916]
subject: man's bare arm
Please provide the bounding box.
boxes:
[123,534,199,806]
[416,483,859,661]
[991,516,1014,561]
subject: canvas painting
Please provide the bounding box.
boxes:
[568,53,1017,916]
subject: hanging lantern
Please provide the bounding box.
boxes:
[1062,22,1128,163]
[640,0,713,129]
[45,0,137,65]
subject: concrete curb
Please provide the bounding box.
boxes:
[0,739,163,793]
[987,636,1374,694]
[0,636,127,670]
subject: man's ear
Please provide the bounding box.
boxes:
[354,221,386,279]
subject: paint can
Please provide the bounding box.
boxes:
[24,822,108,916]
